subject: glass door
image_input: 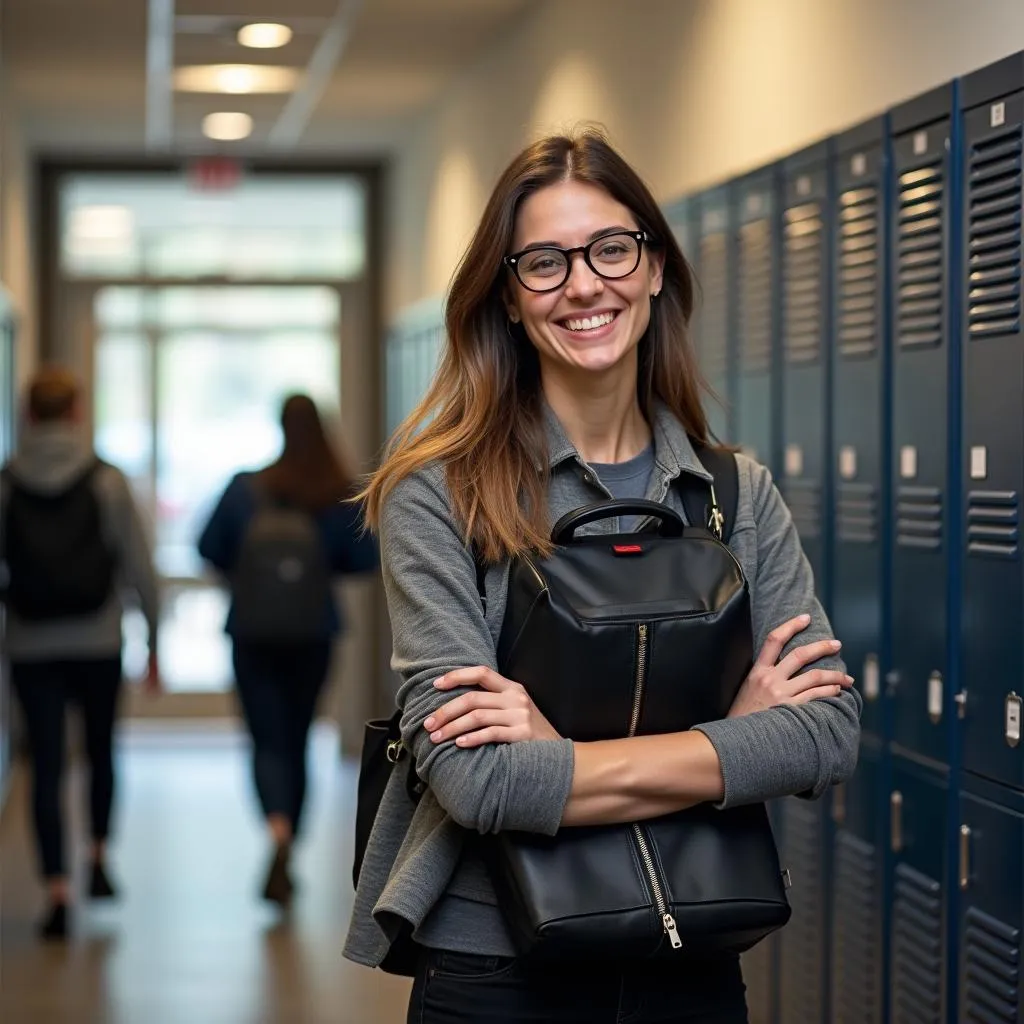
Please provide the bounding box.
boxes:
[92,284,342,715]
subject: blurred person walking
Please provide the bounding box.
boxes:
[198,394,377,908]
[0,365,161,940]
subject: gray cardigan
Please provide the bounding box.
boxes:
[344,401,861,965]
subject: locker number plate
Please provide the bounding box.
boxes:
[913,130,928,156]
[928,671,943,724]
[785,444,803,478]
[840,446,857,480]
[863,654,879,702]
[970,446,987,480]
[900,445,918,479]
[1007,693,1022,747]
[992,102,1006,128]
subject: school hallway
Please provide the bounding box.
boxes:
[0,721,411,1024]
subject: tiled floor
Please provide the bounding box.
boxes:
[0,721,411,1023]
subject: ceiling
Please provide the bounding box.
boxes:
[2,0,538,157]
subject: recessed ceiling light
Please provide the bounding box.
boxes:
[202,112,254,141]
[237,22,293,49]
[174,64,299,94]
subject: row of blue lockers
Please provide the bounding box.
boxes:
[662,50,1024,1023]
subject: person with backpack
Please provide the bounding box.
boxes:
[0,365,160,940]
[197,393,378,908]
[345,129,862,1022]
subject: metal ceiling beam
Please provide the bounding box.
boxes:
[145,0,175,149]
[267,0,365,149]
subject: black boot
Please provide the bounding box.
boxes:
[38,902,69,941]
[261,844,293,908]
[89,859,118,899]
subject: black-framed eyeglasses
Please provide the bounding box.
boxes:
[504,230,648,293]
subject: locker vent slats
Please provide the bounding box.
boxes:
[968,127,1023,340]
[898,161,944,349]
[892,863,943,1024]
[963,907,1020,1023]
[698,230,729,382]
[839,185,879,357]
[838,482,879,544]
[897,485,943,550]
[967,490,1019,558]
[783,479,822,540]
[833,830,881,1024]
[739,215,772,373]
[784,201,823,364]
[780,800,825,1024]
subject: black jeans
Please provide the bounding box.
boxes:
[408,947,749,1023]
[10,657,123,879]
[231,640,331,837]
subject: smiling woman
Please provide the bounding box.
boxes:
[347,127,859,1024]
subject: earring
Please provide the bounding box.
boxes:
[506,318,519,342]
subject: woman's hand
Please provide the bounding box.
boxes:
[728,613,854,718]
[423,667,562,748]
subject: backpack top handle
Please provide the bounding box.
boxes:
[551,499,684,544]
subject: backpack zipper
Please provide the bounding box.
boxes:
[628,623,682,950]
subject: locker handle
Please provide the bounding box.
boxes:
[890,791,904,853]
[959,824,971,890]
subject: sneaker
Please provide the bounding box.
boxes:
[38,902,69,941]
[261,845,294,908]
[89,861,118,900]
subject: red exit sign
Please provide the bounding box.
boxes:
[187,156,243,192]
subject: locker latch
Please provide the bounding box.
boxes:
[1006,692,1022,748]
[954,690,968,720]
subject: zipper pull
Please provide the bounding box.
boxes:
[662,912,683,950]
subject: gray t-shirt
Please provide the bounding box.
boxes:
[590,443,655,531]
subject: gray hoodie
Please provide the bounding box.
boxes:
[1,423,160,662]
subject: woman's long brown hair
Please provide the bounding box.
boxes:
[261,394,353,511]
[361,127,710,561]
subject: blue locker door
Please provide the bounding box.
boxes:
[664,196,696,271]
[734,168,780,475]
[889,755,949,1024]
[959,775,1024,1022]
[778,797,828,1024]
[889,90,955,764]
[831,119,889,741]
[960,70,1024,793]
[781,145,832,608]
[831,738,886,1024]
[696,189,733,443]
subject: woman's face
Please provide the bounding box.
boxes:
[505,179,664,380]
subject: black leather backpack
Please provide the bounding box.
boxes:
[485,449,791,960]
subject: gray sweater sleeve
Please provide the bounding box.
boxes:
[100,467,161,646]
[380,468,575,836]
[693,459,862,808]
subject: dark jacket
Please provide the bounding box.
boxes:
[197,471,378,638]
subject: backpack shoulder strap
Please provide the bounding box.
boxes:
[680,441,739,545]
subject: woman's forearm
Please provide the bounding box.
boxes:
[561,731,724,826]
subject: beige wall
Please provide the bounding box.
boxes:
[386,0,1024,321]
[1,85,36,393]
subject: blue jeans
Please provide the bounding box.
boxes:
[231,640,331,836]
[408,947,749,1023]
